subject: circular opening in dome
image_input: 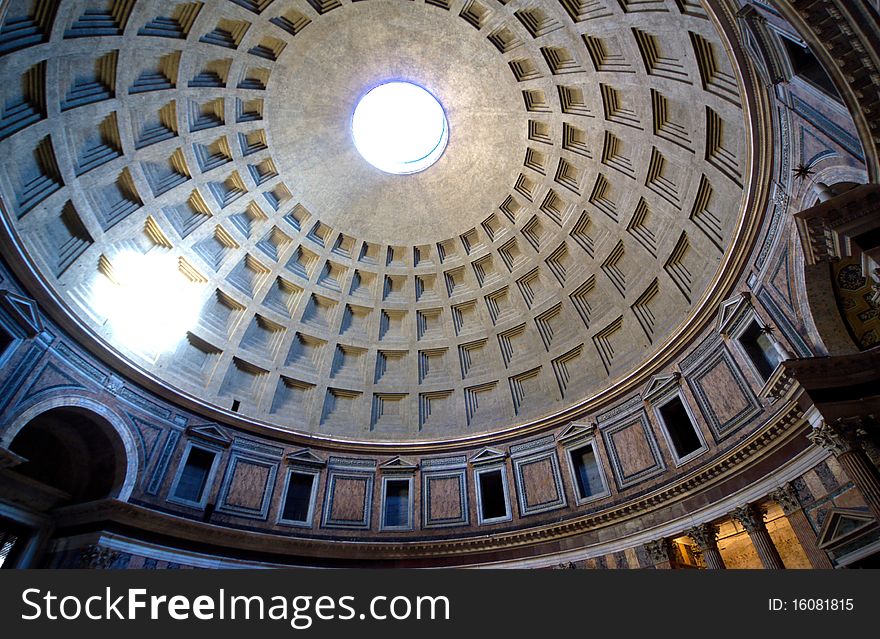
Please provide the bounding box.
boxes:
[352,82,448,175]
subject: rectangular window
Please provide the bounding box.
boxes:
[739,321,781,381]
[477,469,508,522]
[781,37,839,98]
[570,444,603,500]
[382,479,411,529]
[658,396,703,459]
[281,472,315,524]
[173,447,216,503]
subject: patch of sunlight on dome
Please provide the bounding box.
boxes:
[352,81,448,175]
[92,250,205,356]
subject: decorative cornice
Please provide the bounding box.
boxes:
[716,291,753,337]
[642,372,682,404]
[285,448,326,467]
[378,456,419,473]
[469,447,507,466]
[761,360,797,401]
[556,422,596,444]
[185,423,232,447]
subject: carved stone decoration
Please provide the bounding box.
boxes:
[769,483,801,516]
[686,522,726,569]
[644,538,671,564]
[808,420,853,455]
[731,503,766,534]
[811,416,880,456]
[78,544,121,569]
[686,523,718,551]
[716,291,752,336]
[105,375,124,394]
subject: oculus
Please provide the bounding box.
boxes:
[351,82,448,175]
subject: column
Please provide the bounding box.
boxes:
[769,483,833,569]
[687,523,725,570]
[808,418,880,523]
[731,503,785,569]
[643,539,672,569]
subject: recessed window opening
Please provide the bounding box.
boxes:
[351,82,448,174]
[739,320,782,381]
[658,396,702,459]
[174,447,216,503]
[477,469,508,521]
[570,444,603,500]
[10,408,122,503]
[782,37,839,98]
[281,472,315,523]
[382,478,410,528]
[231,399,241,413]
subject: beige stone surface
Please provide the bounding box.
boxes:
[0,0,751,442]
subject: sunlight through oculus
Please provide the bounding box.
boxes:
[352,82,448,174]
[92,251,205,356]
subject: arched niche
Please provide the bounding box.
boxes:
[1,397,138,503]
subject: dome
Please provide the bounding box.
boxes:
[0,0,753,443]
[0,0,878,572]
